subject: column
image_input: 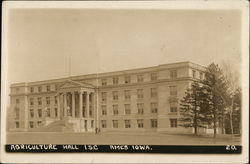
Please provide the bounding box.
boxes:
[72,91,75,118]
[79,91,83,118]
[57,93,60,119]
[86,92,89,118]
[64,93,67,117]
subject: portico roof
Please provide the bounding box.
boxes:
[57,79,95,91]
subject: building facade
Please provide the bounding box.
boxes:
[8,62,206,133]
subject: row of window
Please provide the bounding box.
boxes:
[101,119,178,128]
[29,96,57,106]
[101,102,177,116]
[101,86,177,102]
[29,85,52,93]
[192,70,204,80]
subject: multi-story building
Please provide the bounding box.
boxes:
[7,62,206,133]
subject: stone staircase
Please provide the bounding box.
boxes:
[29,120,75,132]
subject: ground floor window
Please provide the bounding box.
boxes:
[37,121,42,127]
[91,120,94,128]
[29,121,34,128]
[101,120,107,128]
[15,121,19,128]
[151,119,157,128]
[112,120,118,128]
[38,109,42,118]
[137,119,144,128]
[124,120,131,128]
[170,119,177,128]
[54,108,58,117]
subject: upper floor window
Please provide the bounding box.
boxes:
[137,74,144,82]
[112,120,118,128]
[137,89,144,99]
[54,96,58,104]
[38,109,42,118]
[170,86,177,96]
[101,79,107,86]
[113,77,119,85]
[30,98,34,106]
[101,92,107,102]
[46,85,51,92]
[125,120,131,128]
[38,97,42,105]
[151,88,157,98]
[124,75,131,84]
[113,105,119,115]
[54,108,58,117]
[46,97,50,105]
[170,70,177,79]
[30,109,34,118]
[137,103,144,114]
[101,120,107,128]
[30,87,34,93]
[151,102,158,113]
[200,72,204,80]
[192,70,196,78]
[38,86,42,92]
[46,108,50,117]
[124,90,131,100]
[125,104,131,115]
[170,101,178,112]
[101,105,107,115]
[137,119,144,128]
[112,91,118,100]
[170,119,177,128]
[151,119,158,128]
[151,72,158,81]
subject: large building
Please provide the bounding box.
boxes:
[8,62,206,133]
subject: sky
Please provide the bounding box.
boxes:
[7,9,241,84]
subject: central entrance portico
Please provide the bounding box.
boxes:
[56,80,96,132]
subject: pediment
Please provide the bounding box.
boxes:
[57,79,95,90]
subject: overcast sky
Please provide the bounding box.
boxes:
[7,9,241,84]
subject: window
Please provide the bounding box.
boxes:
[137,89,144,99]
[124,90,131,100]
[170,119,177,128]
[30,109,34,118]
[38,97,42,105]
[101,79,107,86]
[38,86,42,92]
[54,96,58,104]
[101,120,107,128]
[170,86,177,96]
[46,97,50,105]
[113,77,119,85]
[192,70,196,78]
[151,88,157,98]
[137,74,144,82]
[112,120,118,128]
[54,108,58,117]
[46,85,51,92]
[30,87,34,93]
[15,107,20,119]
[37,121,42,127]
[151,103,158,113]
[124,75,131,84]
[46,108,50,117]
[16,99,20,104]
[113,105,119,115]
[151,72,158,81]
[101,105,107,115]
[38,109,42,118]
[112,91,118,100]
[200,72,204,80]
[30,98,34,106]
[125,120,131,128]
[137,119,144,128]
[91,120,94,128]
[101,92,107,102]
[15,121,19,128]
[125,104,131,115]
[29,121,34,128]
[170,70,177,79]
[89,108,93,117]
[170,101,178,112]
[151,119,157,128]
[137,103,144,114]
